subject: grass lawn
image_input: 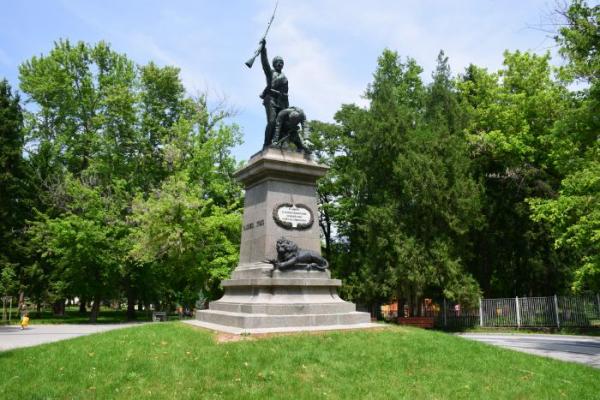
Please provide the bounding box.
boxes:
[0,323,598,399]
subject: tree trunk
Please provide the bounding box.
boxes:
[53,300,65,316]
[79,298,87,313]
[413,294,421,317]
[127,289,136,321]
[36,302,41,318]
[89,297,101,323]
[397,286,403,318]
[145,301,151,319]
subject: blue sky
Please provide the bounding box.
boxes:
[1,0,562,160]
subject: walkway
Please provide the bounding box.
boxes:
[0,323,144,351]
[457,333,600,369]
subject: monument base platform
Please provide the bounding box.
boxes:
[195,267,372,333]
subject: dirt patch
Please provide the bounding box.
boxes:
[214,325,389,343]
[216,332,256,343]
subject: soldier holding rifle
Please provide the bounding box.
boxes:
[244,2,290,148]
[245,2,309,152]
[258,38,288,148]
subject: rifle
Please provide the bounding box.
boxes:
[245,1,279,68]
[272,133,290,147]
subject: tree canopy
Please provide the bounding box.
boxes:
[6,40,242,320]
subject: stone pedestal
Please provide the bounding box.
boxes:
[195,147,372,333]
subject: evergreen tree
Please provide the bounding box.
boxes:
[313,50,483,312]
[0,79,29,298]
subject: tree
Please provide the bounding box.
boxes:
[529,164,599,293]
[312,50,483,312]
[20,40,138,178]
[458,51,572,297]
[555,0,600,85]
[0,79,30,300]
[19,40,139,317]
[28,176,126,322]
[528,0,600,293]
[19,40,243,320]
[129,171,241,307]
[128,93,243,309]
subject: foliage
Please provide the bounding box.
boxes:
[528,0,600,294]
[28,176,128,320]
[0,79,30,296]
[16,40,242,319]
[0,266,17,296]
[529,163,599,293]
[312,50,483,309]
[555,0,600,84]
[458,51,572,296]
[129,171,241,304]
[314,17,599,303]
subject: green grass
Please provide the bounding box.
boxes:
[1,323,598,399]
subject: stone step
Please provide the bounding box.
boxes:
[221,277,341,287]
[209,301,356,315]
[196,309,371,330]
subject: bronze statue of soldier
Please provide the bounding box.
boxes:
[259,38,289,148]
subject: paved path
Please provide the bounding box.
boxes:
[457,333,600,369]
[0,323,145,351]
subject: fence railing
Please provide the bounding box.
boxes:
[434,294,600,329]
[1,295,15,324]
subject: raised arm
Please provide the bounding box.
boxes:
[260,39,272,85]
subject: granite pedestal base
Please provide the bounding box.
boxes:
[196,266,371,332]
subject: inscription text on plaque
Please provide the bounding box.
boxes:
[273,203,314,230]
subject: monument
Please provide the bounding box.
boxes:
[194,9,372,333]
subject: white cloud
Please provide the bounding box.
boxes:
[270,14,366,121]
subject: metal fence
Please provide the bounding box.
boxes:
[434,299,480,329]
[1,296,14,324]
[437,294,600,329]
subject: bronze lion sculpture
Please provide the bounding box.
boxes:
[269,237,329,271]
